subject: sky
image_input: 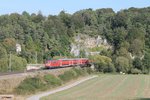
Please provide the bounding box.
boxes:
[0,0,150,16]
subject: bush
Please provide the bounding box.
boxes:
[85,67,94,74]
[58,69,77,82]
[72,68,82,76]
[11,55,27,71]
[89,55,112,72]
[103,63,116,73]
[43,74,62,86]
[0,58,8,72]
[131,68,142,74]
[115,56,130,73]
[16,77,45,94]
[16,75,62,94]
[16,68,93,95]
[58,68,93,82]
[72,68,86,76]
[142,70,149,74]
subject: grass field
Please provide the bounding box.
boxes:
[41,75,150,100]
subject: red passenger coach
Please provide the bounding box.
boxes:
[45,58,89,68]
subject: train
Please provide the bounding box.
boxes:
[45,58,90,68]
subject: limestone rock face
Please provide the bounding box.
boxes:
[70,34,112,57]
[70,43,80,57]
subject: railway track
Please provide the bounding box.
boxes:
[0,64,84,77]
[0,69,41,76]
[0,67,74,80]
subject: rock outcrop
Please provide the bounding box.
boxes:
[70,34,112,57]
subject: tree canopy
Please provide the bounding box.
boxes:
[0,7,150,73]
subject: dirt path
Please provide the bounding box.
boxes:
[26,75,98,100]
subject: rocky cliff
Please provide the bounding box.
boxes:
[70,34,112,57]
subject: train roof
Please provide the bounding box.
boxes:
[46,58,88,61]
[59,58,88,60]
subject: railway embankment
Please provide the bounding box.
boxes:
[15,67,93,94]
[0,67,72,94]
[0,67,94,100]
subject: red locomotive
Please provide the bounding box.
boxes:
[45,58,90,68]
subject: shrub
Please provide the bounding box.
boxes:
[115,56,130,73]
[72,68,82,76]
[103,63,116,73]
[142,70,149,74]
[89,55,113,72]
[58,69,77,82]
[11,55,27,71]
[43,74,62,86]
[16,68,93,95]
[131,68,142,74]
[72,68,86,76]
[16,77,45,94]
[0,58,8,72]
[85,67,94,74]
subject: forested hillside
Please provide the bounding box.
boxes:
[0,7,150,73]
